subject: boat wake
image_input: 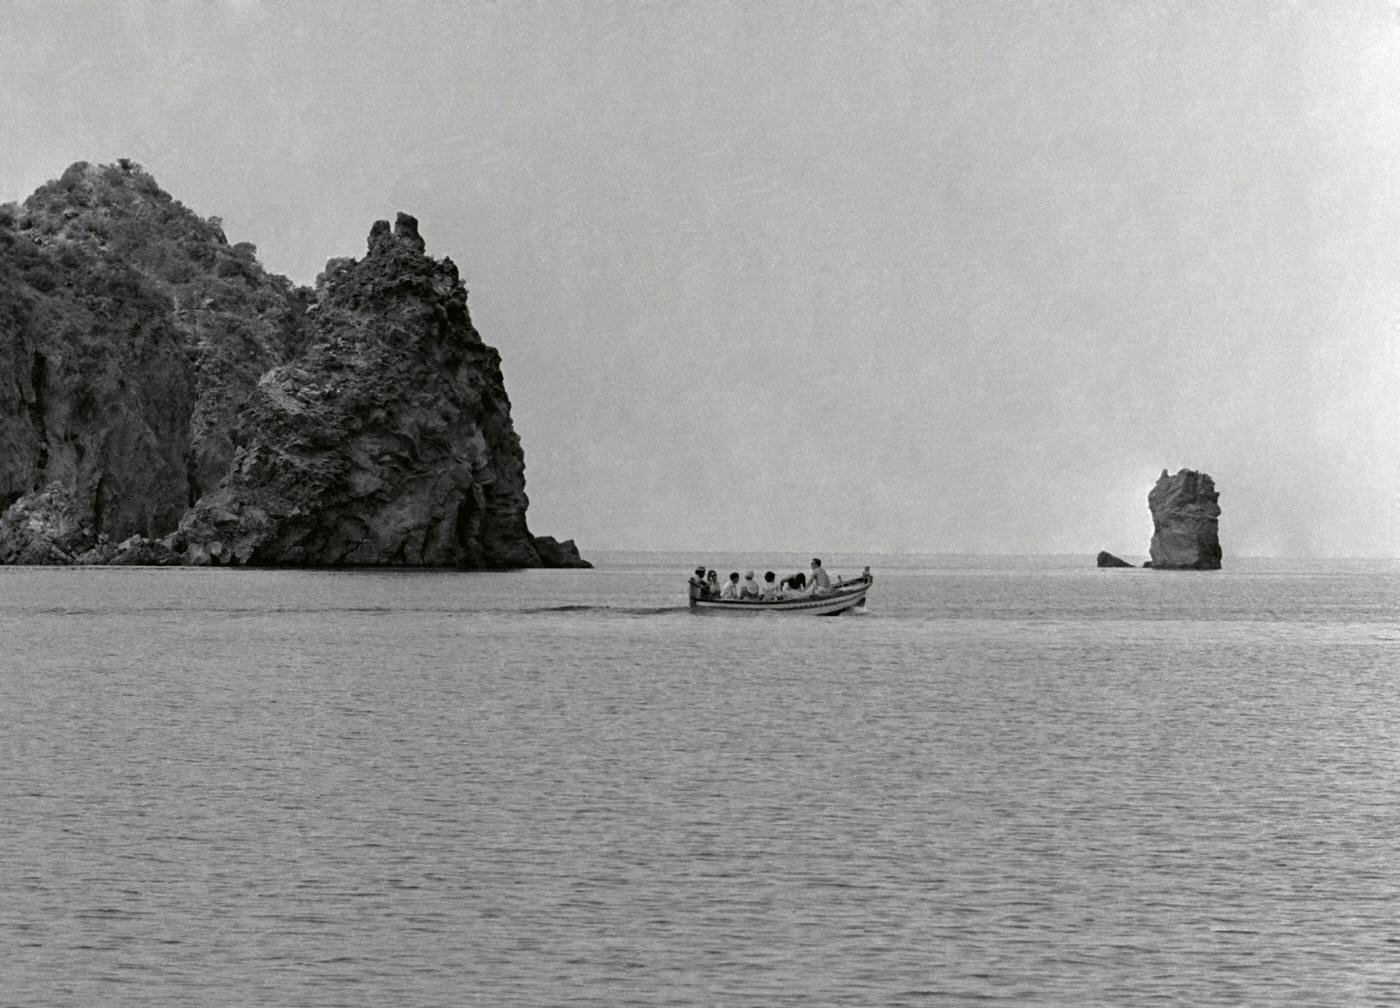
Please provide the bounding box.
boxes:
[522,604,690,616]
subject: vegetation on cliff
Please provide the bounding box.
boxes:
[0,161,586,567]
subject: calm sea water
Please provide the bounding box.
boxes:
[1,552,1397,1006]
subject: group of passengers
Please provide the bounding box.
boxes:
[688,557,832,602]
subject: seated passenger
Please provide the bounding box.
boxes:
[780,571,807,594]
[706,570,720,597]
[809,557,832,594]
[760,571,782,600]
[720,571,741,599]
[740,570,761,600]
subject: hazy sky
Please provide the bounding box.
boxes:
[4,1,1397,557]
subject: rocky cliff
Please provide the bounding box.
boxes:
[1147,468,1221,570]
[0,161,587,568]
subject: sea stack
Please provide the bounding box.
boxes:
[1096,551,1134,568]
[1147,469,1221,570]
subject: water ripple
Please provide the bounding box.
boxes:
[1,562,1396,1005]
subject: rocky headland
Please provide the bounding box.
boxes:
[0,160,587,567]
[1146,468,1221,570]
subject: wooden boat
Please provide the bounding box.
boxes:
[690,571,872,616]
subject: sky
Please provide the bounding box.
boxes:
[3,1,1397,557]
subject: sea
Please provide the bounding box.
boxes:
[1,551,1397,1006]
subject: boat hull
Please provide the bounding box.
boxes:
[690,575,871,616]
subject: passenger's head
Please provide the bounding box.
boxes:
[729,571,740,582]
[764,571,775,583]
[694,566,705,576]
[744,570,754,580]
[811,558,822,568]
